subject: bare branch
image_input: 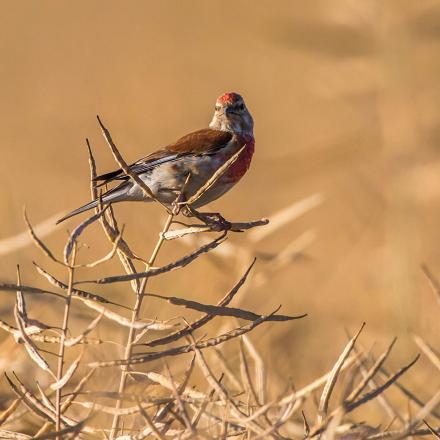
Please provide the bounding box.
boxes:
[145,259,256,347]
[33,261,129,308]
[23,209,64,265]
[13,304,54,377]
[50,352,81,390]
[318,323,365,419]
[90,308,289,368]
[422,264,440,307]
[147,292,306,322]
[345,338,397,404]
[0,397,23,426]
[163,218,269,240]
[413,334,440,373]
[79,233,227,285]
[63,207,109,264]
[96,115,168,209]
[345,355,420,412]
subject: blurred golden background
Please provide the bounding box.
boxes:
[1,0,440,408]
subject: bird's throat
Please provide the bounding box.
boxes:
[209,117,253,138]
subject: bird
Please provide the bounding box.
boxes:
[57,92,255,226]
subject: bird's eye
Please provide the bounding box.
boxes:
[215,105,221,111]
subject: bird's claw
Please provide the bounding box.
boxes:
[181,207,231,231]
[202,213,232,231]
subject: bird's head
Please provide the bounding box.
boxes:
[209,92,254,137]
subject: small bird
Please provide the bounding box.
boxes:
[57,92,255,225]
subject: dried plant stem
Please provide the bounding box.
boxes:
[34,368,96,437]
[318,323,365,421]
[0,397,22,425]
[4,118,433,439]
[163,219,268,240]
[96,115,169,210]
[54,246,76,439]
[109,213,174,438]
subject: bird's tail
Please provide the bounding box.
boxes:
[56,185,129,224]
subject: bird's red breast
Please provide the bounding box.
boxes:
[165,129,255,184]
[221,135,255,184]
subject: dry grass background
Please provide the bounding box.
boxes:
[1,0,440,435]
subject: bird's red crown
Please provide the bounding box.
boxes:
[217,92,243,104]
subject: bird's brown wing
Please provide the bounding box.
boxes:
[165,128,233,155]
[94,129,233,185]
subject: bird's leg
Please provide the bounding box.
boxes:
[171,192,185,215]
[182,206,232,231]
[171,172,192,216]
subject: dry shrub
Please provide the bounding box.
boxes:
[0,119,438,440]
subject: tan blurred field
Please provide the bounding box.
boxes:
[2,0,440,433]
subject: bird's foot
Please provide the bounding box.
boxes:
[182,207,232,231]
[171,191,188,215]
[200,212,232,231]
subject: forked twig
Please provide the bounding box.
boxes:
[55,245,76,438]
[163,218,269,240]
[345,338,397,404]
[79,233,227,285]
[142,259,256,347]
[318,323,365,420]
[90,308,292,368]
[345,355,420,412]
[147,292,306,322]
[96,115,168,210]
[23,209,63,265]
